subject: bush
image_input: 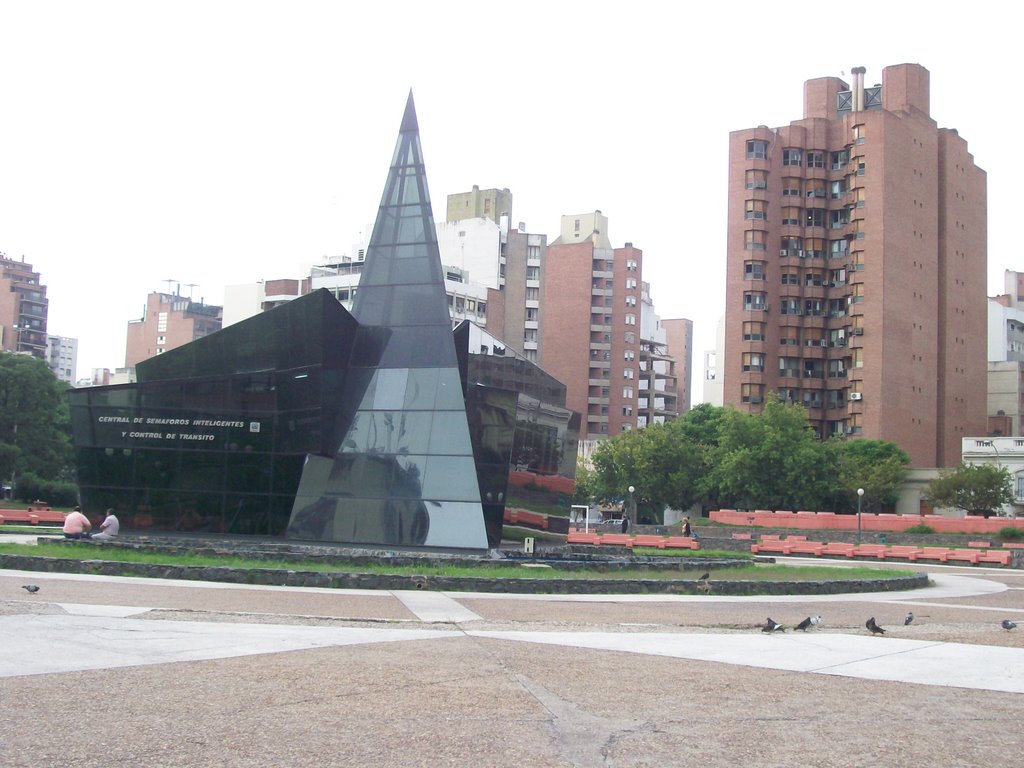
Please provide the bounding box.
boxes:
[904,524,935,534]
[13,472,79,507]
[998,526,1024,541]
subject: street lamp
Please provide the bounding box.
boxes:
[628,485,636,524]
[856,487,864,545]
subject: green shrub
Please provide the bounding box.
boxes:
[998,526,1024,540]
[904,523,935,534]
[13,472,79,507]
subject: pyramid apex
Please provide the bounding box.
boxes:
[401,90,418,133]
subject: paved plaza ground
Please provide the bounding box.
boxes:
[1,557,1023,767]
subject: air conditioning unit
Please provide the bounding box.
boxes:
[820,340,828,347]
[780,249,789,257]
[850,392,863,401]
[852,327,864,336]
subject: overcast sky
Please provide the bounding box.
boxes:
[0,1,1015,399]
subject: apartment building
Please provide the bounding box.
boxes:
[125,290,223,369]
[725,63,986,467]
[0,253,48,359]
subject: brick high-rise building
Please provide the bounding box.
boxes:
[0,253,48,359]
[724,63,986,467]
[125,290,222,369]
[541,212,647,440]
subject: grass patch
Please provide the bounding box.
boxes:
[0,542,914,583]
[999,526,1024,540]
[903,524,935,534]
[632,547,752,560]
[1,526,63,535]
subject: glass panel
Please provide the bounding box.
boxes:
[422,455,481,501]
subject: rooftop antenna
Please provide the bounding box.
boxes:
[184,283,198,300]
[162,278,177,295]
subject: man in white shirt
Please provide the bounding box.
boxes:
[92,509,120,541]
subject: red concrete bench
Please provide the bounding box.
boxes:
[978,550,1013,566]
[760,534,781,540]
[820,542,856,558]
[879,546,923,560]
[786,535,808,542]
[910,547,952,563]
[630,535,666,549]
[852,544,888,559]
[785,541,825,556]
[597,533,633,547]
[664,536,699,550]
[566,532,599,545]
[946,549,981,565]
[1001,542,1024,549]
[751,540,790,555]
[731,533,752,540]
[968,541,991,548]
[0,508,67,525]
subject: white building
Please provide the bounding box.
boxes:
[961,437,1024,517]
[46,334,77,385]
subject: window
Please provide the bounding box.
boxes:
[804,298,824,316]
[782,178,802,197]
[779,357,800,378]
[781,207,801,226]
[850,283,864,303]
[574,219,581,232]
[626,277,637,289]
[527,245,542,260]
[827,389,845,408]
[804,271,823,287]
[624,313,636,325]
[828,359,847,379]
[525,287,539,301]
[623,386,634,399]
[780,298,801,315]
[746,140,768,159]
[745,169,768,189]
[624,368,635,379]
[802,390,823,409]
[804,328,824,347]
[742,352,764,372]
[778,387,799,404]
[830,209,849,228]
[744,260,766,280]
[626,259,639,271]
[744,230,767,250]
[806,182,826,199]
[829,239,848,259]
[830,149,849,170]
[526,265,540,280]
[803,359,824,379]
[806,151,825,168]
[828,298,846,317]
[525,307,538,321]
[625,294,637,306]
[624,331,636,344]
[805,209,825,228]
[828,268,846,286]
[742,321,765,341]
[622,406,633,416]
[779,327,800,346]
[780,236,802,256]
[741,383,764,404]
[745,200,767,220]
[830,179,847,199]
[624,350,635,361]
[781,272,799,285]
[782,148,803,166]
[524,328,538,342]
[743,291,766,311]
[853,187,866,207]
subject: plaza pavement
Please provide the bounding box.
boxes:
[1,559,1023,767]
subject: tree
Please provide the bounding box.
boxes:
[925,462,1014,518]
[705,396,832,511]
[0,353,74,484]
[829,438,910,513]
[589,421,703,522]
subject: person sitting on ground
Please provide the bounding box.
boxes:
[62,506,92,540]
[91,508,120,542]
[680,518,692,537]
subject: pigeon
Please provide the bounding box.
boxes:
[762,617,785,633]
[866,617,886,635]
[795,617,813,631]
[697,572,710,581]
[809,615,823,627]
[904,612,914,626]
[1002,619,1018,631]
[21,585,40,594]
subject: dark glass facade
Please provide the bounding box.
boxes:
[68,93,578,550]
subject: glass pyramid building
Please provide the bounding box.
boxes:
[67,94,579,551]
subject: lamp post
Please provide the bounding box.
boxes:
[856,487,864,545]
[628,485,635,524]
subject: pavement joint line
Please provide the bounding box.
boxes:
[872,599,1024,614]
[806,639,950,674]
